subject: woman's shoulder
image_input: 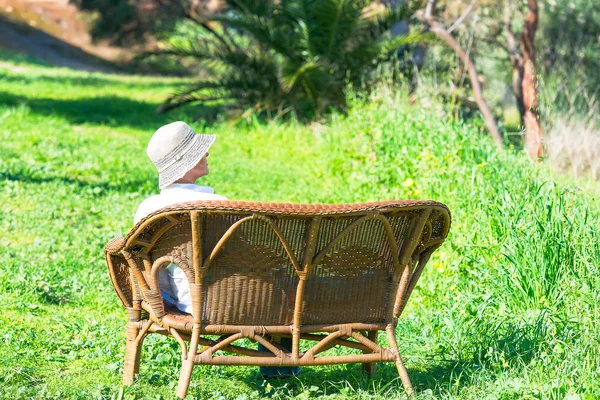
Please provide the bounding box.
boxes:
[133,195,164,225]
[133,189,229,225]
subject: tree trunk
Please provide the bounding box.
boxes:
[504,17,525,126]
[520,0,543,160]
[423,0,503,150]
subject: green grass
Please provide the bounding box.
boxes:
[1,50,599,399]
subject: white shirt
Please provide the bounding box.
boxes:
[134,183,227,224]
[134,183,228,314]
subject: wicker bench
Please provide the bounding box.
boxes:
[104,200,450,398]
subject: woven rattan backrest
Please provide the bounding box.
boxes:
[302,213,413,325]
[108,201,450,328]
[199,214,305,325]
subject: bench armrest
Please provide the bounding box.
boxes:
[104,237,134,308]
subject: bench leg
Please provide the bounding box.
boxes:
[361,331,378,376]
[386,327,414,397]
[123,320,145,385]
[393,353,414,397]
[177,325,200,399]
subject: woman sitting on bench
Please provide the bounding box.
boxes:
[134,121,299,378]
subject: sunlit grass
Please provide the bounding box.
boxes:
[1,50,599,399]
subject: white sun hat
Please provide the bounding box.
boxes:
[146,121,216,189]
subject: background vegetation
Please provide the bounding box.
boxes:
[1,50,599,399]
[1,0,599,398]
[144,0,419,118]
[64,0,600,170]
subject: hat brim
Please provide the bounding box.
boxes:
[157,134,216,189]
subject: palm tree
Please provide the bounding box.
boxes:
[152,0,420,119]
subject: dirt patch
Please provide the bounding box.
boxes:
[0,0,132,71]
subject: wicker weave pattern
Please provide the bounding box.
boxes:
[105,200,451,398]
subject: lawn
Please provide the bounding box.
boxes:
[1,51,599,399]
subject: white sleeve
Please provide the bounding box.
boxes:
[134,199,153,225]
[195,192,228,201]
[158,264,178,306]
[134,192,228,225]
[133,195,163,225]
[157,263,193,315]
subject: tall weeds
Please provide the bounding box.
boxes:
[320,91,600,316]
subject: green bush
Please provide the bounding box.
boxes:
[150,0,420,119]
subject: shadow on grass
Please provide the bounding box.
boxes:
[114,312,557,398]
[407,312,551,395]
[0,91,221,129]
[0,168,153,194]
[229,364,412,398]
[0,71,183,89]
[0,48,53,68]
[233,312,554,398]
[235,362,471,398]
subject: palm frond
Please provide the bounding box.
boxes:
[158,0,421,119]
[313,0,365,58]
[280,61,321,92]
[226,0,276,18]
[142,38,222,61]
[158,81,235,113]
[209,14,298,60]
[280,0,321,58]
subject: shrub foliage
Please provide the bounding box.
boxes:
[151,0,420,119]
